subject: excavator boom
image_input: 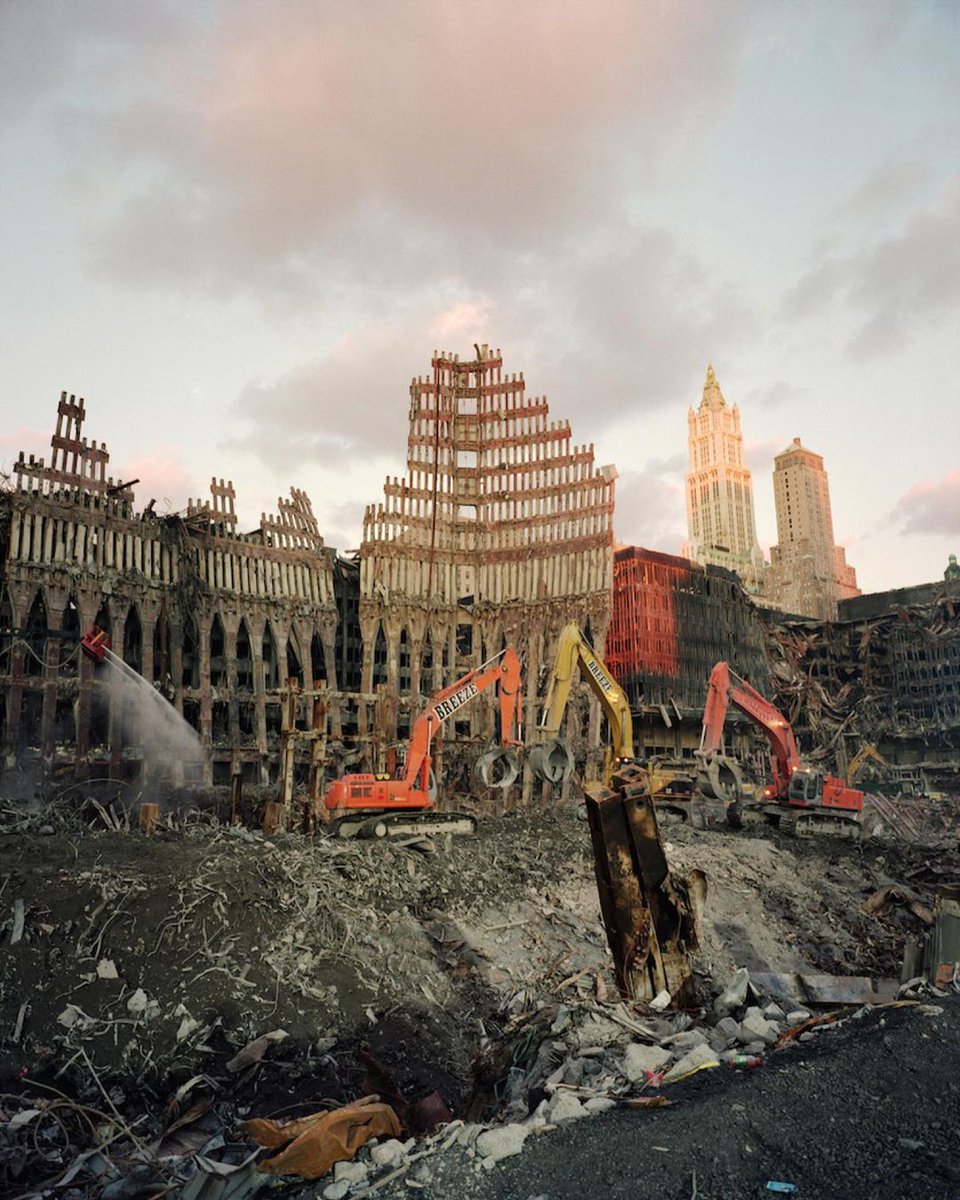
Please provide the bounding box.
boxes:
[533,623,633,785]
[698,660,863,836]
[323,647,523,835]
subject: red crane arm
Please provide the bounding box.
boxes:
[700,662,802,794]
[403,647,523,791]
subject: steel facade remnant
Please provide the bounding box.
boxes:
[359,346,618,797]
[584,763,705,1004]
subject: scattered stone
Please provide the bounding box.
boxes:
[739,1009,779,1046]
[96,959,119,980]
[786,1009,812,1026]
[763,1002,786,1022]
[714,967,750,1016]
[370,1138,408,1168]
[898,1138,923,1152]
[323,1183,350,1200]
[584,1096,616,1114]
[547,1091,588,1122]
[475,1124,529,1164]
[715,1016,741,1044]
[623,1042,672,1082]
[333,1160,369,1184]
[649,989,672,1012]
[666,1029,709,1052]
[663,1042,719,1082]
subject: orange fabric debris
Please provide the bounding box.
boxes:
[244,1102,402,1179]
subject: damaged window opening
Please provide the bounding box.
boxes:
[210,614,226,688]
[236,620,253,691]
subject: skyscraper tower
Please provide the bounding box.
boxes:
[683,365,765,591]
[765,437,859,619]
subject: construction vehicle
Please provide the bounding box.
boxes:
[323,647,523,838]
[846,743,925,797]
[696,661,864,837]
[530,623,633,786]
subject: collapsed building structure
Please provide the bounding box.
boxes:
[1,374,957,799]
[358,346,617,792]
[0,356,618,794]
[0,392,340,786]
[765,571,960,788]
[606,545,770,765]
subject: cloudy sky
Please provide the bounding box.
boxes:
[1,0,958,593]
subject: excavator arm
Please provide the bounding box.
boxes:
[323,646,524,829]
[534,623,633,783]
[403,647,523,791]
[698,662,801,800]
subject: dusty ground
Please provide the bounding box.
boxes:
[0,790,957,1198]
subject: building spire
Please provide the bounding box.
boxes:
[700,363,726,411]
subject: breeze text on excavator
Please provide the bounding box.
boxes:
[697,661,864,837]
[323,646,524,838]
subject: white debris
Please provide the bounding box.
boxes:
[622,1042,672,1083]
[96,959,118,979]
[475,1124,529,1164]
[333,1160,368,1184]
[370,1139,408,1168]
[547,1091,588,1122]
[663,1042,720,1082]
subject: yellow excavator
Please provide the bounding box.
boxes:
[531,623,634,786]
[846,743,926,797]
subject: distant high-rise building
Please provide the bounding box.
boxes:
[682,365,765,591]
[765,437,859,619]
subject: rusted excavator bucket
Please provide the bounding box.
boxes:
[584,763,706,1006]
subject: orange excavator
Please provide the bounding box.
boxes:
[696,661,864,838]
[323,647,524,838]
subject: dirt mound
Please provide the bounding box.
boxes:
[0,796,957,1197]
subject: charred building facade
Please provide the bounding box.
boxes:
[1,359,616,794]
[607,546,769,761]
[765,571,960,785]
[0,394,339,786]
[359,346,617,784]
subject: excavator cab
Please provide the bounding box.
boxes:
[787,769,823,806]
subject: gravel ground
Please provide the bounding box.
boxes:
[366,997,960,1200]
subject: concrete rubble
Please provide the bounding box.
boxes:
[0,791,957,1198]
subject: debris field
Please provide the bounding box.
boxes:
[1,793,958,1199]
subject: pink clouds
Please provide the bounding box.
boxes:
[116,448,195,513]
[894,470,960,536]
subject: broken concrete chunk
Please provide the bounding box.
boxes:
[584,1096,616,1114]
[547,1091,588,1123]
[715,1016,741,1045]
[763,1002,786,1022]
[96,959,119,980]
[333,1160,368,1184]
[739,1010,779,1046]
[649,989,672,1012]
[786,1009,812,1026]
[663,1042,720,1082]
[622,1042,672,1082]
[370,1138,407,1168]
[322,1183,350,1200]
[126,988,149,1014]
[714,967,750,1016]
[666,1029,708,1052]
[475,1124,529,1163]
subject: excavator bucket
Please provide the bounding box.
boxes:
[80,626,110,664]
[583,763,705,1005]
[694,752,743,805]
[529,737,575,783]
[475,747,520,789]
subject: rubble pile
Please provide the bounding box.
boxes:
[0,796,957,1197]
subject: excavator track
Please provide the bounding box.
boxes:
[331,811,478,840]
[779,809,861,840]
